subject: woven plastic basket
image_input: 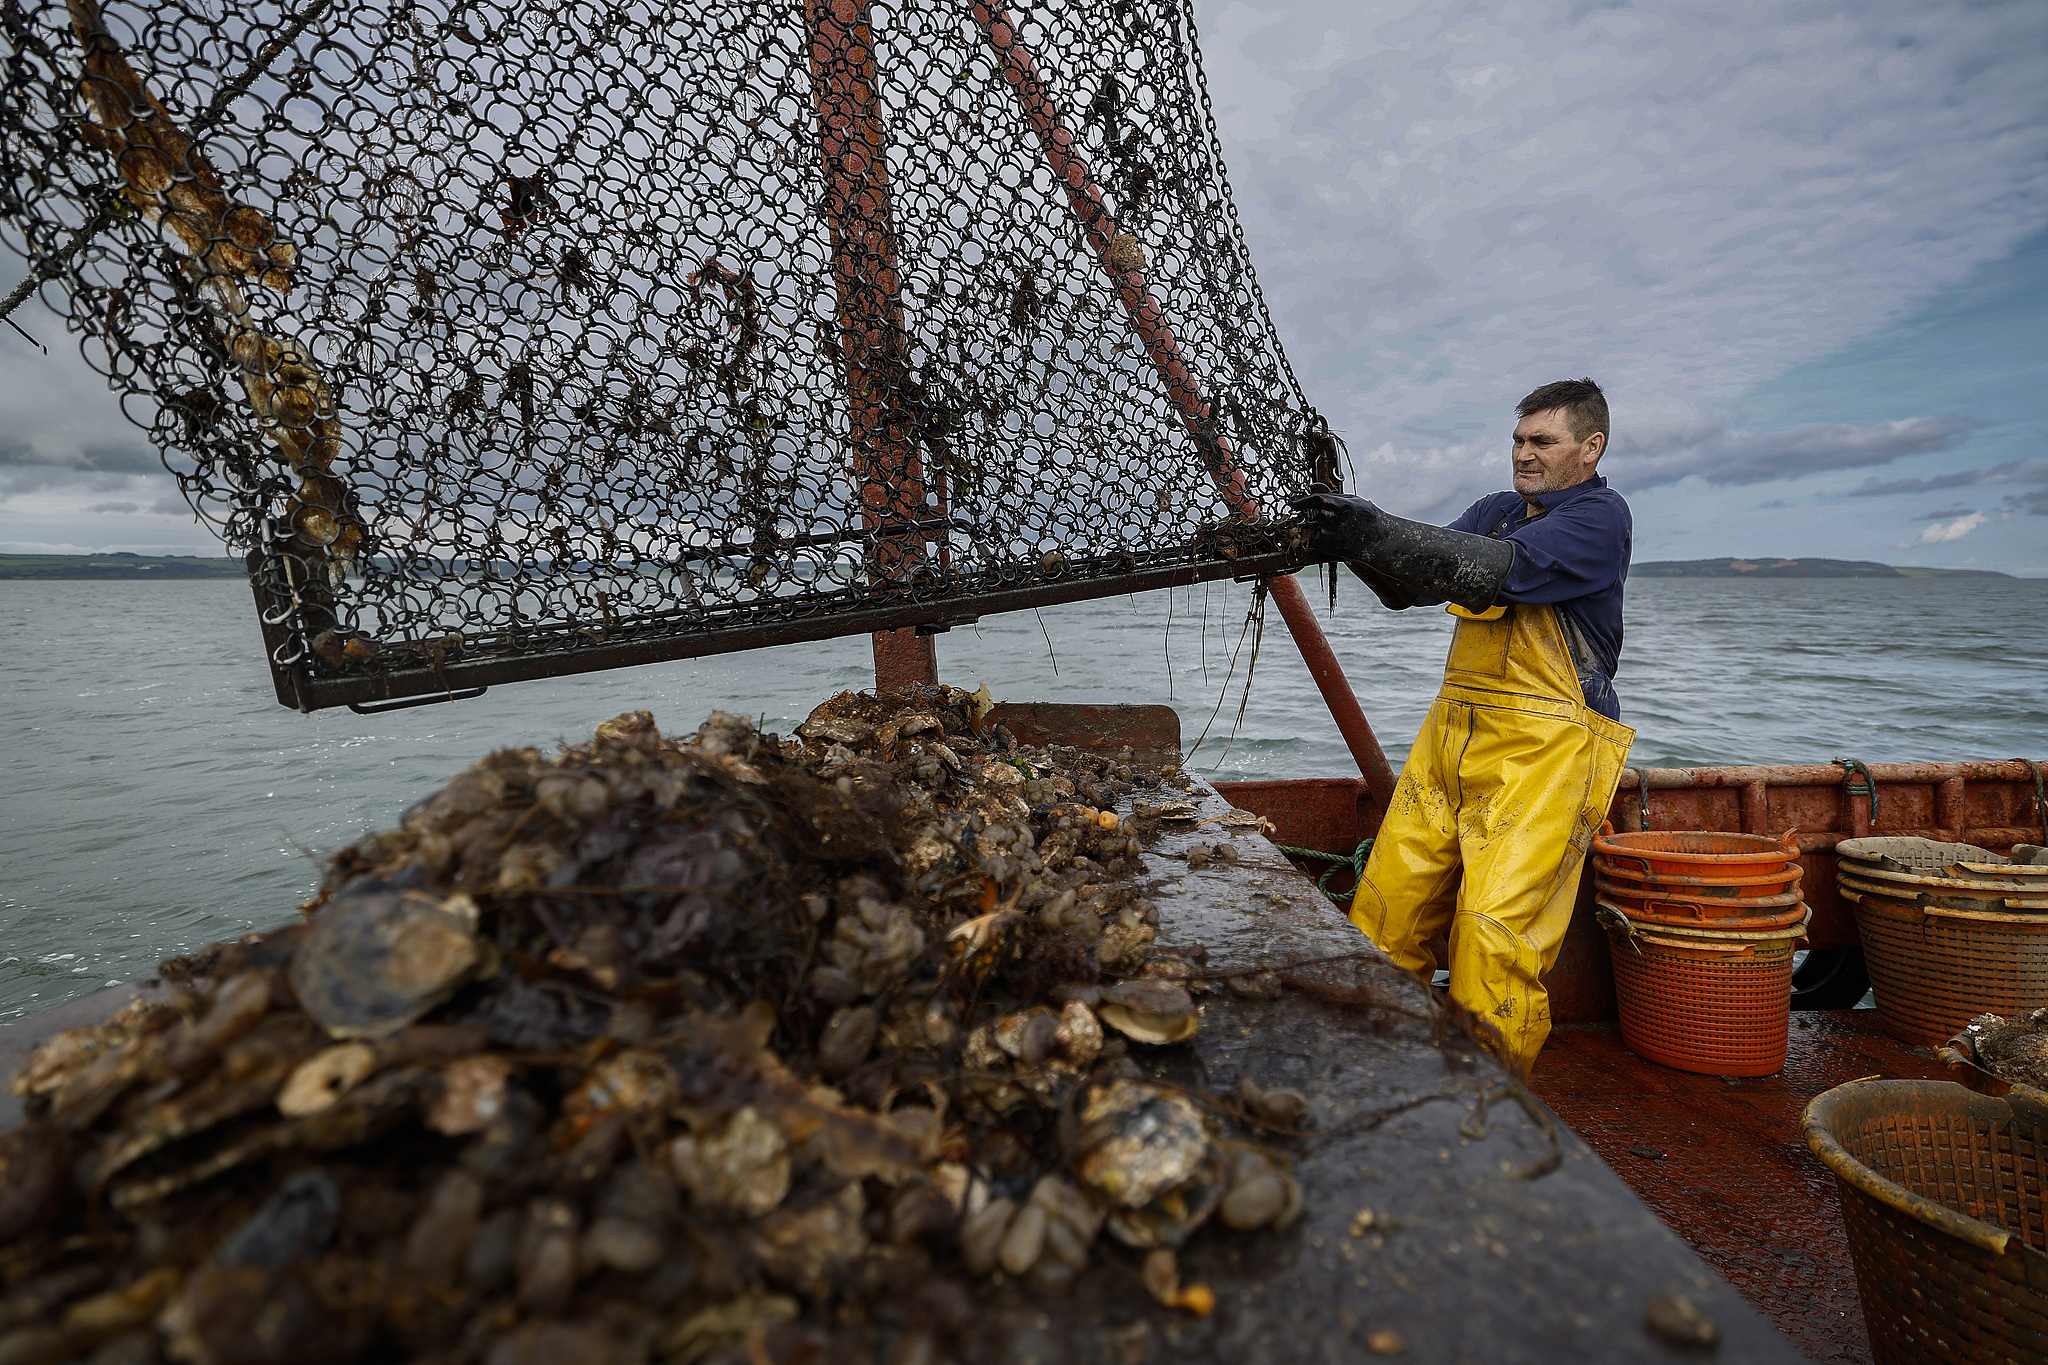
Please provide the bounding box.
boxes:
[1593,874,1807,929]
[1601,904,1799,1076]
[1592,828,1800,876]
[1844,878,2048,1047]
[1802,1080,2048,1364]
[1596,857,1804,899]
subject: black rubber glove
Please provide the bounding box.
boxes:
[1287,493,1516,613]
[1345,560,1425,611]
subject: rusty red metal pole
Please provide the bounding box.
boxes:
[969,3,1395,804]
[1266,574,1397,806]
[970,3,1251,512]
[808,0,938,691]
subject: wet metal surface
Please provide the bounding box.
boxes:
[1059,777,1810,1363]
[1533,1010,1960,1364]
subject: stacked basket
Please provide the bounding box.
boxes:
[1837,837,2048,1047]
[1592,827,1809,1076]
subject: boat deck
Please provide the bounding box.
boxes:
[1532,1010,1956,1365]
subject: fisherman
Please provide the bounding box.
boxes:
[1291,378,1634,1072]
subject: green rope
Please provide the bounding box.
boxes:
[1274,839,1374,905]
[1833,756,1879,822]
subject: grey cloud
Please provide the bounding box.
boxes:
[77,444,163,474]
[1918,505,1980,519]
[1614,416,1977,490]
[0,435,173,504]
[0,439,153,471]
[1848,458,2048,497]
[84,501,140,514]
[1195,0,2048,491]
[0,465,137,501]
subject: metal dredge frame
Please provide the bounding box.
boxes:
[1,0,1365,709]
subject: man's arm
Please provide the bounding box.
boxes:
[1493,493,1630,604]
[1289,494,1515,612]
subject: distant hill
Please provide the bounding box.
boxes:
[0,553,245,580]
[1633,557,2010,580]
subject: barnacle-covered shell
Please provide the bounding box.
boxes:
[748,1183,867,1296]
[669,1106,790,1219]
[1105,1144,1228,1249]
[1054,1000,1103,1065]
[1069,1080,1210,1209]
[289,888,481,1039]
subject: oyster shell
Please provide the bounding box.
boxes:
[1097,1003,1197,1045]
[1104,1143,1228,1248]
[1219,1148,1300,1230]
[1069,1080,1209,1209]
[669,1106,790,1219]
[1097,979,1197,1044]
[289,888,481,1039]
[1238,1076,1311,1128]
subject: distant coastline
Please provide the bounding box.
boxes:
[0,553,244,580]
[1632,557,2010,580]
[1,551,2017,582]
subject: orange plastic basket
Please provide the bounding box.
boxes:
[1594,875,1806,928]
[1605,917,1794,1076]
[1592,828,1800,878]
[1594,857,1804,900]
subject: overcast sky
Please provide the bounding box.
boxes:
[3,0,2044,571]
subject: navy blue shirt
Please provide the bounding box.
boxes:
[1446,475,1632,721]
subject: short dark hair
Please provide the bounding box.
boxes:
[1516,378,1608,445]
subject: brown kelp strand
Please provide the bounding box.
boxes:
[3,690,1312,1365]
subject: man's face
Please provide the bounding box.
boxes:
[1512,408,1604,498]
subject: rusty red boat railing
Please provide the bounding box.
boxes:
[1221,757,2048,1024]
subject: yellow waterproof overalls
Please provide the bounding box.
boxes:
[1350,601,1634,1071]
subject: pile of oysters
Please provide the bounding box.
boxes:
[2,689,1306,1364]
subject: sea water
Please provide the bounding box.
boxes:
[3,572,2044,1021]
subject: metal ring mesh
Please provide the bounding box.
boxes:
[3,0,1323,708]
